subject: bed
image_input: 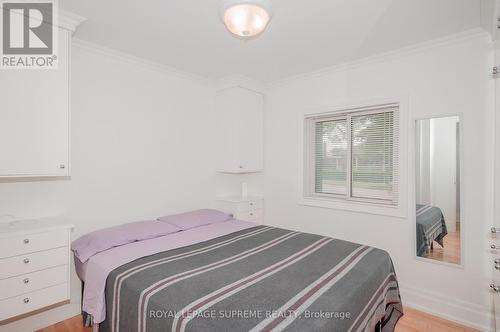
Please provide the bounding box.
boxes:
[416,204,448,257]
[74,212,403,332]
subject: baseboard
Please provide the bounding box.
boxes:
[0,302,81,332]
[399,282,494,331]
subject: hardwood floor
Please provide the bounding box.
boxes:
[395,307,478,332]
[423,223,461,265]
[37,315,90,332]
[37,307,478,332]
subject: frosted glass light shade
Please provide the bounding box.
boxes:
[221,1,272,38]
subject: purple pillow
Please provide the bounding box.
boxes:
[72,220,181,263]
[157,209,232,230]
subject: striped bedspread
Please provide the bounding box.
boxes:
[416,204,448,257]
[100,225,403,332]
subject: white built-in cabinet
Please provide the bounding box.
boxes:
[0,29,71,178]
[215,87,264,173]
[0,220,73,323]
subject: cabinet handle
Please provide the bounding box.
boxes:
[23,258,30,264]
[59,164,66,169]
[23,278,29,284]
[23,298,30,304]
[239,166,243,169]
[23,238,30,244]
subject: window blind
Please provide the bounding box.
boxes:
[351,109,398,205]
[308,104,399,206]
[315,119,348,195]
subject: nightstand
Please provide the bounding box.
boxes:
[216,196,264,223]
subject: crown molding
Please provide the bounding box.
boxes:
[72,27,489,89]
[214,75,267,94]
[58,9,87,33]
[72,38,212,85]
[0,5,86,34]
[268,28,490,88]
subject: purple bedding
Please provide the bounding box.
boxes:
[72,220,182,263]
[74,219,257,324]
[157,209,233,230]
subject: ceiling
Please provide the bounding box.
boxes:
[61,0,482,82]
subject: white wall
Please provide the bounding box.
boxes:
[0,43,216,332]
[263,31,495,330]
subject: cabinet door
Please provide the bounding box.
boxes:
[0,30,70,177]
[215,88,239,172]
[235,88,263,172]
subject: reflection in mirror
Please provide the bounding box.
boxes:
[415,116,461,265]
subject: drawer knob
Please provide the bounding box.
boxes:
[59,164,66,169]
[23,258,30,264]
[250,212,254,216]
[23,238,30,244]
[250,202,254,206]
[23,298,30,304]
[23,278,29,284]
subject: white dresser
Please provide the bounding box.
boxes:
[217,196,264,223]
[0,220,73,324]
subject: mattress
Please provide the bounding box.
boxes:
[83,224,403,332]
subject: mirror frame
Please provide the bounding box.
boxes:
[411,114,465,269]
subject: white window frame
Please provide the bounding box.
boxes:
[298,99,407,218]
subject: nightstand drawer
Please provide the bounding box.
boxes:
[0,229,68,259]
[0,247,68,280]
[0,265,68,300]
[236,200,263,212]
[0,283,68,321]
[236,209,263,222]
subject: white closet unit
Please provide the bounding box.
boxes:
[0,13,83,178]
[215,86,264,173]
[0,220,73,324]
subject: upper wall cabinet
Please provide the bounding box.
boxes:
[0,11,85,178]
[215,87,264,173]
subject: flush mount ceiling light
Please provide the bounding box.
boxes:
[219,0,273,39]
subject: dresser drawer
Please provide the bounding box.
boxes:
[0,247,68,279]
[0,283,68,321]
[0,265,68,300]
[235,209,263,222]
[0,229,68,259]
[235,199,263,212]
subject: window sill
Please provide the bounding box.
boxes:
[298,196,407,219]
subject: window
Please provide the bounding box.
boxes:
[304,104,399,207]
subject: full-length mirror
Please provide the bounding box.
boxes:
[415,116,462,265]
